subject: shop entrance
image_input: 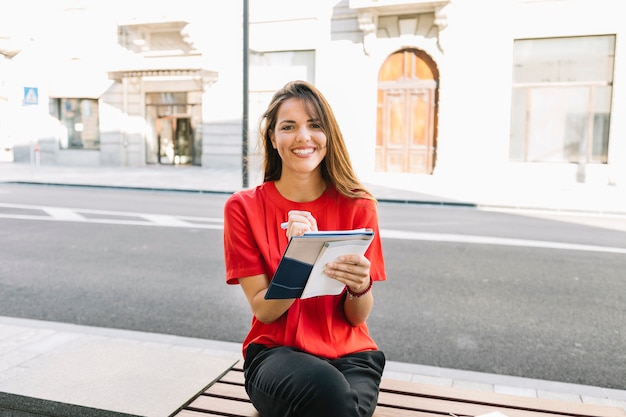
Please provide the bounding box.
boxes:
[156,116,192,165]
[146,92,200,166]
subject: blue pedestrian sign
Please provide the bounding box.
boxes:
[23,87,39,105]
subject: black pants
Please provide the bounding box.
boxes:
[244,344,385,417]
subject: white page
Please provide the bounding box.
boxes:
[303,228,369,236]
[300,240,371,299]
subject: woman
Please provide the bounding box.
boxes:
[223,80,386,417]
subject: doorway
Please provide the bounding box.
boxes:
[145,92,198,165]
[376,49,439,174]
[156,116,192,165]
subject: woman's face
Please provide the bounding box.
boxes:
[271,97,327,177]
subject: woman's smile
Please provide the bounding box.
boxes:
[292,147,316,156]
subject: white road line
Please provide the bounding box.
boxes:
[0,214,60,222]
[0,203,222,229]
[381,229,626,254]
[0,203,222,223]
[0,213,224,229]
[140,214,192,227]
[42,207,86,221]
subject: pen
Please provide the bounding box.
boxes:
[280,222,289,230]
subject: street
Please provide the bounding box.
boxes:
[1,183,625,390]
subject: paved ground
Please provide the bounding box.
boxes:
[2,161,626,215]
[1,161,625,416]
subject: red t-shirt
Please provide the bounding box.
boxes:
[223,181,386,359]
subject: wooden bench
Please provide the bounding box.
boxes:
[172,361,625,417]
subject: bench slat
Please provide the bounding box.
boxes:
[380,391,564,417]
[372,406,444,417]
[217,369,245,385]
[380,378,625,417]
[187,395,260,417]
[175,410,229,417]
[206,382,250,400]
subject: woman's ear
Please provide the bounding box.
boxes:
[269,130,277,149]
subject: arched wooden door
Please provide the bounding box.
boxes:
[376,49,438,174]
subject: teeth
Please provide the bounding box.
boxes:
[293,149,314,155]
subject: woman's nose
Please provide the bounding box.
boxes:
[296,126,311,141]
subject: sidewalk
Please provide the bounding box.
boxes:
[2,161,626,215]
[1,161,626,416]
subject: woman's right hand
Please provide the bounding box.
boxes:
[285,210,318,237]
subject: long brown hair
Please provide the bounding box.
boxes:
[259,80,374,200]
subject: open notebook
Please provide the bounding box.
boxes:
[264,229,374,299]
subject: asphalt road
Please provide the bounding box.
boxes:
[1,184,625,389]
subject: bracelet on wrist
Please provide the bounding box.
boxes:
[346,277,373,300]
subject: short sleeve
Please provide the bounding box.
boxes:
[223,193,266,284]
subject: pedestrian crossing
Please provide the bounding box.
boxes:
[0,202,224,230]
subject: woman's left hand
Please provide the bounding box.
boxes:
[324,254,371,293]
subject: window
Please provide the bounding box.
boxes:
[49,98,100,149]
[249,50,315,112]
[509,35,614,163]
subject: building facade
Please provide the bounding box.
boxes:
[1,0,624,187]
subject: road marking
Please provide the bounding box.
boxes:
[140,214,192,227]
[0,203,222,229]
[42,207,86,221]
[1,203,624,254]
[381,229,626,254]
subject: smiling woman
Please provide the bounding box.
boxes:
[222,80,387,417]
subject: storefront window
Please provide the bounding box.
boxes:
[509,35,614,163]
[49,98,100,149]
